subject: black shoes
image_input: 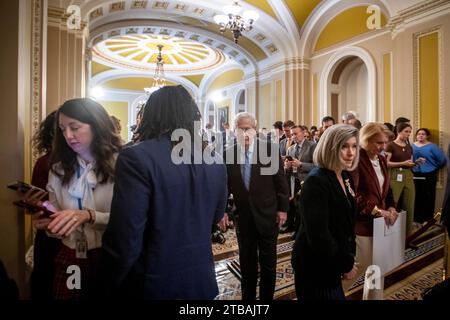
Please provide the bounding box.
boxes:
[212,230,226,244]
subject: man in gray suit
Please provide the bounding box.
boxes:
[283,125,316,232]
[285,126,316,182]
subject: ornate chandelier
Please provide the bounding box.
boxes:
[144,44,166,95]
[213,1,259,43]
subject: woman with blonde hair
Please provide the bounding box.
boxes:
[342,122,398,299]
[292,125,359,300]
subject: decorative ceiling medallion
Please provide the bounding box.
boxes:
[229,50,239,57]
[126,28,138,34]
[240,59,249,66]
[174,4,187,12]
[194,8,204,15]
[153,1,169,10]
[266,44,278,54]
[131,1,148,9]
[108,30,121,37]
[159,29,171,35]
[110,2,125,13]
[89,7,103,21]
[93,35,225,73]
[174,31,186,38]
[254,33,266,42]
[143,28,155,34]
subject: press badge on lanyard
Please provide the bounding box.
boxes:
[75,166,88,259]
[396,173,403,182]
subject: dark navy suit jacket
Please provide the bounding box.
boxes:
[443,143,450,231]
[99,136,227,299]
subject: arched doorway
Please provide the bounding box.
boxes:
[319,47,376,124]
[329,57,368,122]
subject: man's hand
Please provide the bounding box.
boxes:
[276,211,287,229]
[219,213,230,232]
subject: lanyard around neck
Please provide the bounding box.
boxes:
[76,166,82,210]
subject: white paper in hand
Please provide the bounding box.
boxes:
[372,210,406,275]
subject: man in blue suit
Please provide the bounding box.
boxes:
[98,86,227,299]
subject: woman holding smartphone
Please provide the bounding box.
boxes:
[33,98,121,299]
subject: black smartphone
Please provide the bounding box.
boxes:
[286,156,293,161]
[13,200,53,217]
[7,181,45,194]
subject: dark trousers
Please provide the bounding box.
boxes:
[295,280,346,301]
[235,213,278,300]
[414,171,438,223]
[30,230,61,300]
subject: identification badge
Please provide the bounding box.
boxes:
[76,239,87,259]
[396,174,403,182]
[76,227,88,259]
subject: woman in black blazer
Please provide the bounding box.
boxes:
[292,125,360,300]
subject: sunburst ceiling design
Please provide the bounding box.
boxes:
[93,34,226,73]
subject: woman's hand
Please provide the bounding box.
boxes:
[403,160,415,168]
[47,209,90,237]
[32,212,52,230]
[343,263,358,280]
[381,207,398,226]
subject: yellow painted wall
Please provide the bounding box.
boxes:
[383,53,392,123]
[285,0,322,28]
[245,0,277,20]
[419,32,439,144]
[182,74,205,87]
[102,77,177,91]
[276,80,282,121]
[315,6,387,52]
[208,69,244,93]
[92,61,114,76]
[99,101,129,142]
[259,83,271,129]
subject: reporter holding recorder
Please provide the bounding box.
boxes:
[32,98,121,299]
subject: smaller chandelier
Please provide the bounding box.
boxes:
[213,1,259,43]
[144,44,166,95]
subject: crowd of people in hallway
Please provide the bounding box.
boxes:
[3,84,450,301]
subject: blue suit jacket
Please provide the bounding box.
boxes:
[99,136,227,299]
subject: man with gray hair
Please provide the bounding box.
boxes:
[220,112,289,300]
[341,111,358,124]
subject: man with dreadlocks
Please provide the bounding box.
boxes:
[98,85,228,299]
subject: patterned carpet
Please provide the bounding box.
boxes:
[215,240,295,300]
[384,258,444,300]
[212,228,294,261]
[214,228,447,300]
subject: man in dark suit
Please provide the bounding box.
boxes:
[283,125,316,232]
[220,112,289,300]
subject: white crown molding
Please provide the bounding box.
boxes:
[387,0,450,38]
